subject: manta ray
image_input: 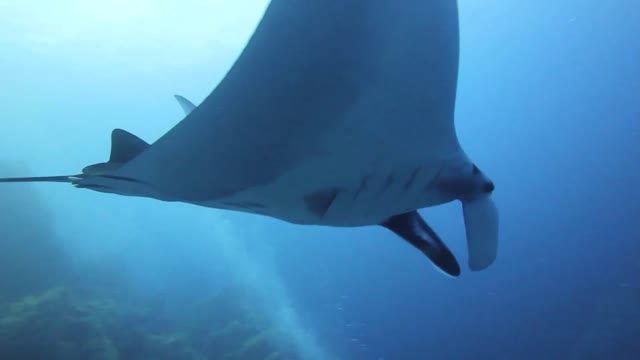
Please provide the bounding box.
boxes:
[0,0,498,277]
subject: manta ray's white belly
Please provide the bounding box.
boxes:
[197,153,459,227]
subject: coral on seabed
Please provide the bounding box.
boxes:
[0,285,299,360]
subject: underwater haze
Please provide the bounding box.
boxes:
[1,0,639,359]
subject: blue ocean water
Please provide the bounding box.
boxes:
[0,1,638,359]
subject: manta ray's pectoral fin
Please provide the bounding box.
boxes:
[381,211,461,277]
[462,195,499,271]
[174,94,197,115]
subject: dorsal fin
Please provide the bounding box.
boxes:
[109,129,150,163]
[174,94,197,115]
[81,129,149,175]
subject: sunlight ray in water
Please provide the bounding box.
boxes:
[210,213,332,360]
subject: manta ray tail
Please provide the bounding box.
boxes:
[0,129,149,186]
[0,175,83,183]
[381,211,461,277]
[462,195,499,271]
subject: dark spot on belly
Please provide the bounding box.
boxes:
[304,188,341,218]
[381,175,395,193]
[424,167,445,192]
[404,168,422,191]
[354,176,371,199]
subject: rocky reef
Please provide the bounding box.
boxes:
[0,284,300,360]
